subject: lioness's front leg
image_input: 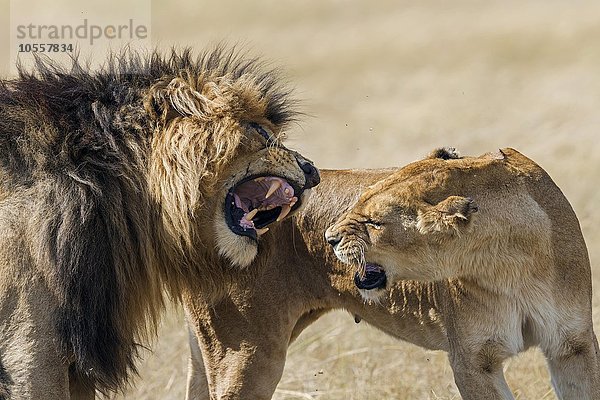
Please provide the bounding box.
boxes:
[442,288,516,400]
[542,328,600,400]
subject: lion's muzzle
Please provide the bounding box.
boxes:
[298,158,320,189]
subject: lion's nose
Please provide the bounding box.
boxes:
[325,229,341,247]
[300,160,320,189]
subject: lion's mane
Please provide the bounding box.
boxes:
[0,48,296,392]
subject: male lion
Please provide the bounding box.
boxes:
[0,49,319,398]
[326,148,600,399]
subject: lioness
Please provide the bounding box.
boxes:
[327,148,600,399]
[0,49,318,398]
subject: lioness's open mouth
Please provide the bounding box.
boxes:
[354,263,387,290]
[225,176,302,240]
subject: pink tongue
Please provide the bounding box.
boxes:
[234,177,297,230]
[239,216,254,229]
[233,193,249,212]
[235,177,294,209]
[262,177,294,206]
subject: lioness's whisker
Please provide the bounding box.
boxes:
[357,263,367,279]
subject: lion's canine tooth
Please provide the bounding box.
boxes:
[284,188,291,195]
[245,209,258,221]
[256,227,269,235]
[265,180,281,199]
[276,204,291,222]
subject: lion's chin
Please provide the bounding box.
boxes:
[215,215,259,267]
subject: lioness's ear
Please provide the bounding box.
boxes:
[417,196,478,234]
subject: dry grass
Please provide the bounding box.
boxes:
[6,0,600,398]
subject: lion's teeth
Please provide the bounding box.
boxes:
[245,209,258,221]
[265,181,281,199]
[266,204,276,210]
[276,204,291,222]
[256,227,269,235]
[284,188,291,195]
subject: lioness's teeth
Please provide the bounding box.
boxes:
[276,204,291,222]
[265,181,281,199]
[245,209,258,221]
[284,188,291,195]
[256,227,269,235]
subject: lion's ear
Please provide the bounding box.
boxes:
[144,77,206,122]
[416,196,478,234]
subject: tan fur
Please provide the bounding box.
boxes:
[184,168,450,400]
[327,148,600,399]
[185,159,598,400]
[0,50,317,398]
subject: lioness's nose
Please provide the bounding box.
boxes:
[299,160,320,189]
[325,228,341,247]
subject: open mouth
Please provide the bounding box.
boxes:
[354,263,387,290]
[225,176,302,240]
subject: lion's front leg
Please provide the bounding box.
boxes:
[184,298,292,400]
[68,368,96,400]
[186,325,210,400]
[0,284,71,399]
[449,348,514,400]
[201,338,287,400]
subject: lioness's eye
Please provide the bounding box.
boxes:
[365,220,382,230]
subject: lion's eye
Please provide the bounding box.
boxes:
[365,220,383,230]
[248,122,272,141]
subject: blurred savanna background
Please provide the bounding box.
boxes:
[3,0,600,398]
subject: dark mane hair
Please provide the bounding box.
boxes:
[1,47,296,182]
[0,48,298,393]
